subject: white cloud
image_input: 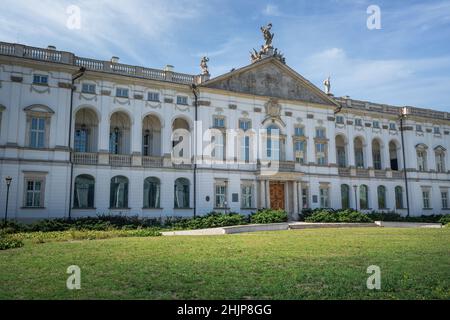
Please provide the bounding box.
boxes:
[262,4,281,17]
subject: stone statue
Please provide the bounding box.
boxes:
[323,76,331,94]
[250,49,262,63]
[200,56,210,75]
[261,23,274,49]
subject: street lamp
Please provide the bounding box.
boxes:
[4,176,12,225]
[353,185,358,211]
[399,107,411,217]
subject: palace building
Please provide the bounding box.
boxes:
[0,26,449,221]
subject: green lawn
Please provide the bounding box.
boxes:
[0,227,449,300]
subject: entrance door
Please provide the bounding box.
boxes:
[270,182,285,210]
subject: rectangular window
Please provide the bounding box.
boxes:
[177,96,188,105]
[148,92,160,102]
[373,121,380,129]
[239,119,251,131]
[320,187,329,208]
[241,136,250,163]
[33,74,48,85]
[434,127,441,134]
[116,88,129,98]
[355,119,363,127]
[442,191,448,209]
[24,178,44,208]
[389,123,397,130]
[316,128,326,139]
[336,116,344,124]
[82,83,96,94]
[215,183,227,208]
[423,190,430,209]
[213,116,225,128]
[294,127,304,137]
[295,141,306,164]
[302,187,309,209]
[316,143,327,165]
[416,125,423,132]
[241,185,253,209]
[30,117,46,148]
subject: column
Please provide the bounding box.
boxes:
[293,181,299,220]
[265,180,271,209]
[259,180,265,209]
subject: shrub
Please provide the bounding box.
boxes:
[169,212,248,230]
[0,236,24,250]
[439,215,450,225]
[250,209,288,224]
[305,209,373,223]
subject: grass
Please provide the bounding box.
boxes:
[0,227,449,300]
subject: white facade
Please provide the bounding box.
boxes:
[0,42,449,221]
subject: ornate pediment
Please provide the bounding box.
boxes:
[204,58,337,106]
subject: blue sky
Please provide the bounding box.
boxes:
[1,0,449,111]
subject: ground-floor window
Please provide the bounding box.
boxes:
[302,187,309,208]
[320,187,329,208]
[241,184,253,209]
[215,182,228,208]
[74,175,95,209]
[24,176,45,208]
[442,190,449,209]
[110,176,128,209]
[174,178,190,209]
[144,177,161,209]
[377,185,386,209]
[360,185,369,210]
[422,189,431,209]
[341,184,350,209]
[395,186,404,209]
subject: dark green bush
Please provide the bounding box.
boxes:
[0,236,24,250]
[367,212,445,223]
[305,209,373,223]
[170,212,248,230]
[250,209,288,224]
[439,215,450,225]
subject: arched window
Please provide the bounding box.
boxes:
[435,146,446,173]
[144,177,161,209]
[354,137,365,168]
[109,112,131,155]
[416,144,428,171]
[74,175,95,209]
[174,178,190,209]
[142,115,162,156]
[372,139,382,170]
[395,186,404,209]
[377,186,386,210]
[360,185,369,210]
[389,141,399,171]
[341,184,350,209]
[74,108,99,153]
[110,176,128,209]
[172,118,191,161]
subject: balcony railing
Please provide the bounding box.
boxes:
[356,168,370,177]
[392,170,404,179]
[72,152,98,165]
[374,170,386,178]
[338,167,351,176]
[142,156,163,168]
[109,154,132,167]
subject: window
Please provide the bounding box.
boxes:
[116,88,129,98]
[360,185,369,210]
[294,126,305,137]
[416,125,423,132]
[74,175,95,209]
[378,186,386,209]
[434,127,441,134]
[422,190,431,209]
[211,133,224,160]
[174,178,190,209]
[355,119,363,127]
[341,184,350,209]
[316,128,326,139]
[373,121,380,129]
[215,182,228,208]
[302,187,309,209]
[144,177,161,209]
[240,136,250,163]
[81,83,96,94]
[24,178,44,208]
[435,148,446,173]
[109,127,121,154]
[33,74,48,85]
[336,135,347,168]
[110,176,128,209]
[29,117,46,148]
[74,125,89,153]
[316,143,327,165]
[354,138,364,168]
[395,186,403,209]
[336,116,344,124]
[441,191,448,209]
[142,129,152,156]
[239,119,251,131]
[389,123,396,130]
[372,140,382,170]
[266,125,280,160]
[177,96,188,105]
[320,187,329,208]
[241,184,253,209]
[295,141,306,164]
[148,92,160,102]
[416,145,428,171]
[213,116,225,128]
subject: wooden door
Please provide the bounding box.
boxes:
[270,182,285,210]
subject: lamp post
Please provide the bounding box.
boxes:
[4,176,12,225]
[399,107,411,217]
[353,185,358,211]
